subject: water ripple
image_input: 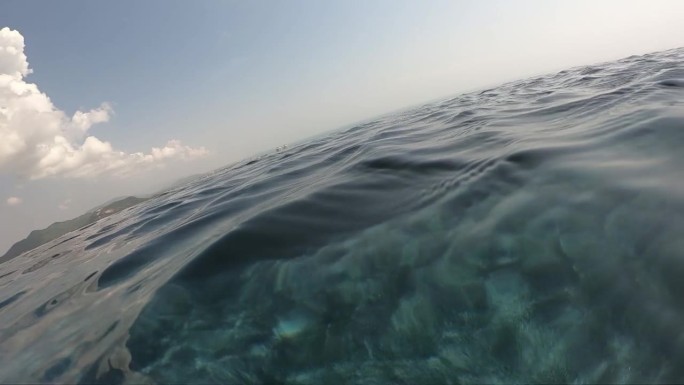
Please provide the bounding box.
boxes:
[2,47,684,384]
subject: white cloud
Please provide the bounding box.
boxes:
[58,198,72,210]
[6,196,22,206]
[0,27,207,180]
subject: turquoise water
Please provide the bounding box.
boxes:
[2,47,684,383]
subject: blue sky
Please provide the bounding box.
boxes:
[1,0,683,253]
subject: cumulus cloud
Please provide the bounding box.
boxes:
[6,196,22,206]
[0,27,207,180]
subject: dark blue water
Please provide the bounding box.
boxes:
[2,48,684,384]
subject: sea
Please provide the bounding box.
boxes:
[1,47,684,384]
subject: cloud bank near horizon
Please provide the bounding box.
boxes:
[0,27,207,180]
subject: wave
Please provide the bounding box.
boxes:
[1,47,684,383]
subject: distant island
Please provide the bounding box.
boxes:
[0,196,148,263]
[0,172,211,264]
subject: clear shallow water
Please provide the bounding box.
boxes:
[2,48,684,384]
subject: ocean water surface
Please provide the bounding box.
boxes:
[2,48,684,383]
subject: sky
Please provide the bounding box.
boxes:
[1,0,683,254]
